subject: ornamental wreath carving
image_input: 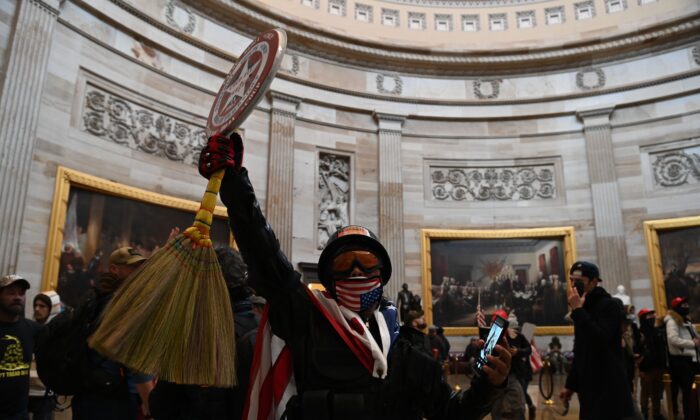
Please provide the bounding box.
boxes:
[164,0,196,34]
[318,153,351,249]
[474,79,502,99]
[430,165,557,201]
[81,87,207,165]
[576,67,606,90]
[376,74,403,95]
[651,148,700,187]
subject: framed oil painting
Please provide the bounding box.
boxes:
[644,215,700,321]
[421,227,577,336]
[42,166,231,308]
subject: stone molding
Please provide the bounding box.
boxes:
[80,85,207,165]
[374,113,406,132]
[693,45,700,65]
[379,0,548,7]
[181,0,700,75]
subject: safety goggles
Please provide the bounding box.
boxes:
[331,250,382,276]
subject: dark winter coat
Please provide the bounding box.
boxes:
[565,286,634,420]
[219,167,505,420]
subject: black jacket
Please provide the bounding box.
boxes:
[219,168,504,420]
[565,286,634,420]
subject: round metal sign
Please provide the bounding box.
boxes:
[206,28,287,138]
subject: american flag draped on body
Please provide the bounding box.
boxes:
[243,288,391,420]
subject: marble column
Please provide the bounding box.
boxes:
[266,92,301,256]
[0,0,60,275]
[375,113,406,303]
[577,107,631,292]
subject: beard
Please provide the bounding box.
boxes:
[0,300,23,316]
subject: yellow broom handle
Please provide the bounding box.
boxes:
[184,169,225,248]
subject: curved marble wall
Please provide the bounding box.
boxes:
[0,0,698,331]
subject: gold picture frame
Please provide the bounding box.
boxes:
[644,215,700,319]
[421,227,577,336]
[42,166,231,298]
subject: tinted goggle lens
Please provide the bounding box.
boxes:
[331,251,382,273]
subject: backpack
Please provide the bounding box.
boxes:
[35,290,125,396]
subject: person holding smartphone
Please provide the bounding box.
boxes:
[560,261,634,420]
[198,133,513,420]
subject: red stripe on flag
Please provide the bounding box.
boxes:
[243,306,270,420]
[272,346,293,404]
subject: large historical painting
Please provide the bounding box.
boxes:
[43,167,230,308]
[422,228,576,335]
[645,216,700,321]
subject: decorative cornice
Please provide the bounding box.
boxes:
[184,0,700,75]
[379,0,550,7]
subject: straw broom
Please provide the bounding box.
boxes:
[88,169,235,387]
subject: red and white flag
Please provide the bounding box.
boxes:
[243,288,391,420]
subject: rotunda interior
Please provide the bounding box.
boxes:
[1,0,699,417]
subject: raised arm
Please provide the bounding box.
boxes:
[199,133,300,301]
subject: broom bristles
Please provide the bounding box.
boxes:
[88,233,235,387]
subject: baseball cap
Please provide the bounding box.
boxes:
[0,274,30,290]
[569,261,601,280]
[109,247,146,266]
[637,308,655,319]
[671,296,688,309]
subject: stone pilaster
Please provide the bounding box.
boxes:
[577,107,631,292]
[375,113,406,302]
[266,92,301,256]
[0,0,60,275]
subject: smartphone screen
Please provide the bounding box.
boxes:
[474,316,507,374]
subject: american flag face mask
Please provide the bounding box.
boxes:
[335,278,383,312]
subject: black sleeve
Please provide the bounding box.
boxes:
[219,168,313,342]
[516,334,531,358]
[570,299,621,348]
[220,168,301,299]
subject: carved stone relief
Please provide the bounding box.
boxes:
[81,85,207,165]
[376,74,403,95]
[164,0,196,34]
[318,152,351,249]
[576,67,606,90]
[430,165,557,201]
[651,145,700,187]
[474,79,502,99]
[693,45,700,66]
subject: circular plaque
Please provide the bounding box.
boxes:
[206,29,287,138]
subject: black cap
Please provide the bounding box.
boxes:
[569,261,600,280]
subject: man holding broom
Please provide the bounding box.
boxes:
[198,132,511,420]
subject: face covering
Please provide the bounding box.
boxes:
[573,280,585,297]
[508,328,518,339]
[676,307,689,317]
[416,322,427,330]
[335,278,382,312]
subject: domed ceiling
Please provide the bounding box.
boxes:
[186,0,700,74]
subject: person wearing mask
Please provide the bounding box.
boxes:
[560,261,634,420]
[29,290,62,420]
[198,132,512,420]
[486,310,526,420]
[637,309,665,420]
[664,296,699,419]
[0,275,43,420]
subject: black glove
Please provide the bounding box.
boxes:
[198,132,244,179]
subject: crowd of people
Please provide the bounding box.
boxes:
[0,131,696,420]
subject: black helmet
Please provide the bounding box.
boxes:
[317,225,392,296]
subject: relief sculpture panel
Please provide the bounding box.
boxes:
[318,152,351,249]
